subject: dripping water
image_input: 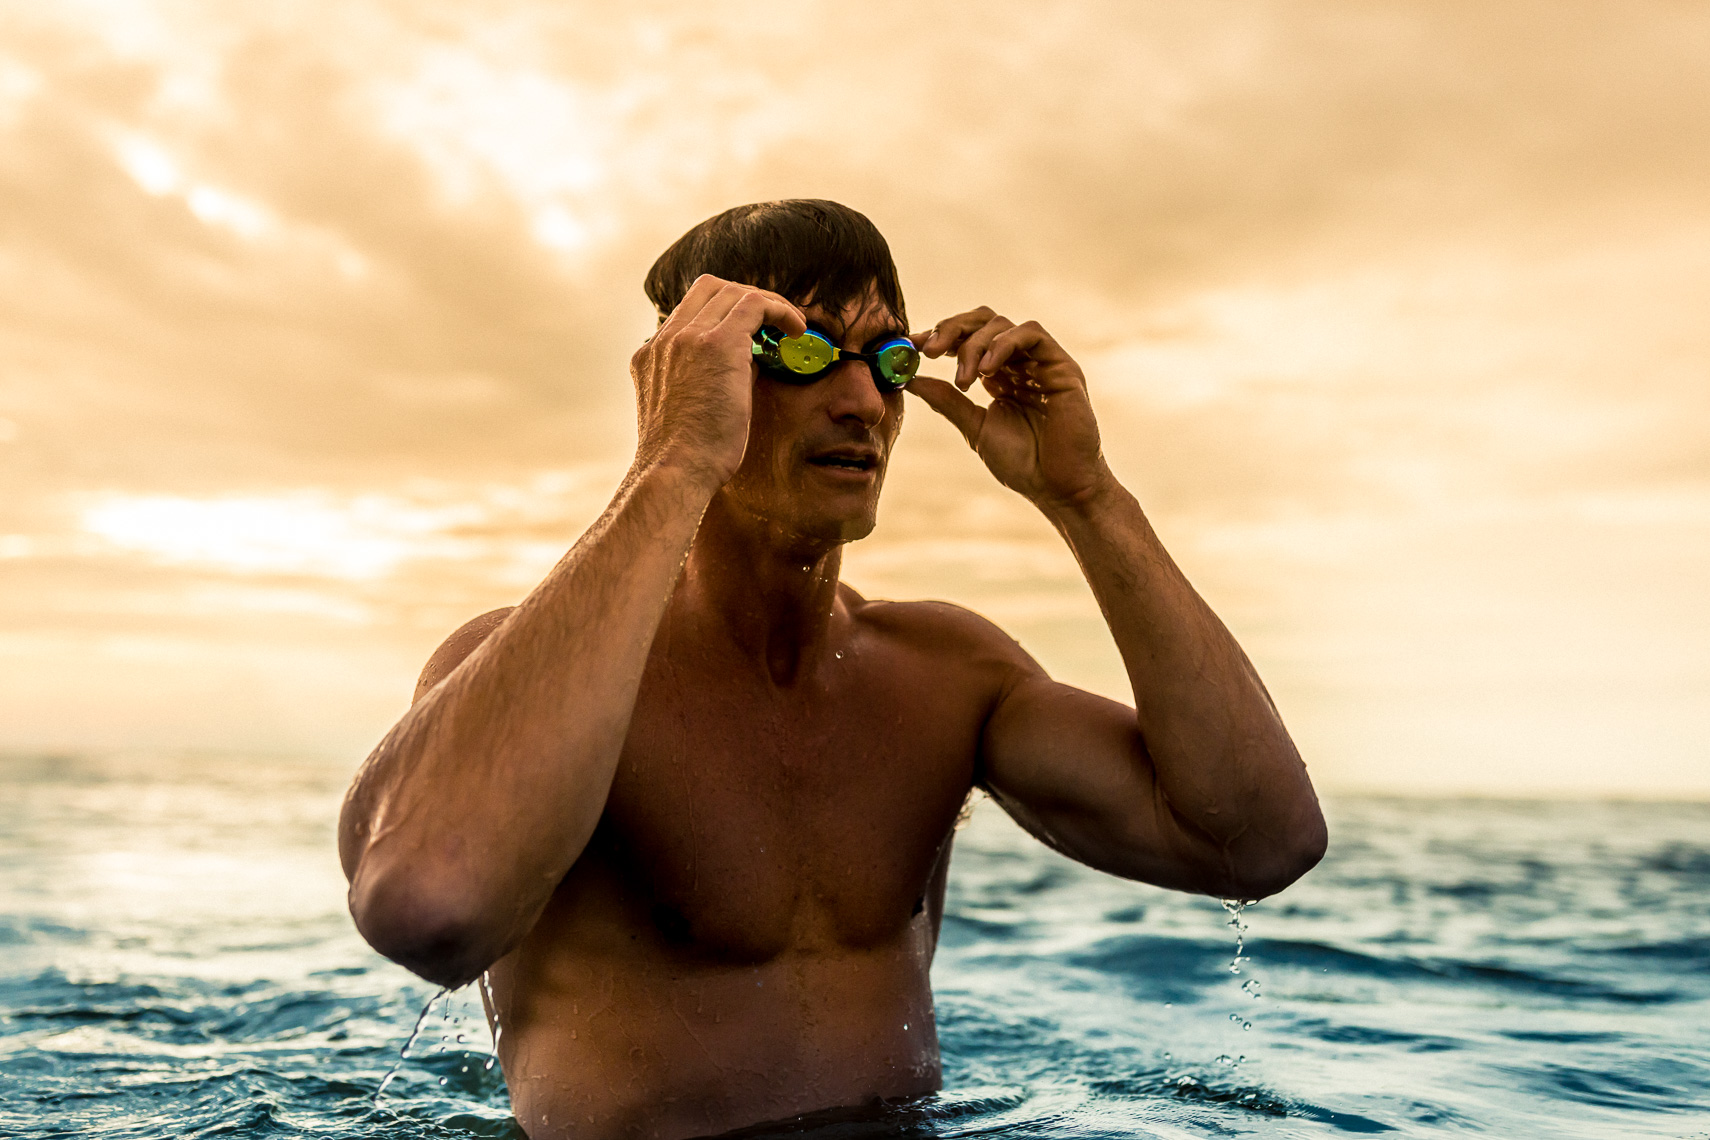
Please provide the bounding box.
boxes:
[436,994,460,1085]
[1222,899,1258,1034]
[1221,898,1251,974]
[480,970,504,1072]
[373,987,447,1104]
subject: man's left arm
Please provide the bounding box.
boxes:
[910,309,1327,900]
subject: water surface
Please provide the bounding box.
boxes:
[2,752,1706,1137]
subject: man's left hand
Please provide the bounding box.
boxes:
[910,309,1113,510]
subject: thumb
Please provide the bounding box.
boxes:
[907,376,985,449]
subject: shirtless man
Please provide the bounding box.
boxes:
[338,200,1327,1140]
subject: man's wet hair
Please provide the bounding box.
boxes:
[645,200,906,327]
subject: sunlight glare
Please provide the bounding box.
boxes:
[81,494,477,580]
[116,135,181,196]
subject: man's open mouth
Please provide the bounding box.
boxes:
[807,451,877,472]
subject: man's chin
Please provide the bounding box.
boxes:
[789,502,880,547]
[791,480,884,545]
[716,479,882,548]
[832,513,879,544]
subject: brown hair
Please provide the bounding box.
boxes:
[644,200,906,326]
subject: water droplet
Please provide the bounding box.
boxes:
[903,1022,909,1030]
[1242,1021,1252,1030]
[374,986,448,1105]
[479,970,504,1073]
[439,1076,448,1086]
[1222,898,1257,979]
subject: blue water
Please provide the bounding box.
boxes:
[3,751,1707,1138]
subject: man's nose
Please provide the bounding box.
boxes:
[824,360,887,428]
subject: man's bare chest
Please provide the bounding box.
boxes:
[582,648,986,958]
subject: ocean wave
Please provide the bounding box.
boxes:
[5,762,1709,1140]
[1069,933,1688,1006]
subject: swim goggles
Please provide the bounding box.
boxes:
[751,327,919,393]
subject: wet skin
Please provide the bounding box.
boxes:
[468,589,1008,1136]
[411,299,1007,1135]
[341,276,1327,1139]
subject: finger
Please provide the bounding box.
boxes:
[658,273,732,333]
[966,371,1029,413]
[717,287,807,338]
[677,279,807,338]
[915,307,997,358]
[956,316,1014,390]
[687,280,769,330]
[906,376,986,448]
[977,321,1053,376]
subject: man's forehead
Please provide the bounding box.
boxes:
[802,291,905,342]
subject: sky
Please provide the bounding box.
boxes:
[1,0,1706,796]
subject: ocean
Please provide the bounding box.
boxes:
[2,751,1706,1138]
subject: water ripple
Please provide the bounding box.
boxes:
[3,756,1709,1138]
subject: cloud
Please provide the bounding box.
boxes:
[1,1,1707,791]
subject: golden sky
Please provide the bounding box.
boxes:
[2,1,1706,795]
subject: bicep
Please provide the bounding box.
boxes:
[980,673,1221,892]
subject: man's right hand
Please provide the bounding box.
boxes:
[629,274,807,492]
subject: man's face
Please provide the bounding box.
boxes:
[719,288,907,547]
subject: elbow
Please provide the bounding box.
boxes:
[1217,805,1329,902]
[348,863,500,989]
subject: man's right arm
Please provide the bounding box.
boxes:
[336,276,805,989]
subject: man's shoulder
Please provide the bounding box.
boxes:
[414,607,514,703]
[842,587,1035,670]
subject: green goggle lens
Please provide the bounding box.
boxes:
[876,340,919,386]
[751,328,919,392]
[776,331,836,374]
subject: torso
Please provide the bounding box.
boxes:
[483,587,1018,1140]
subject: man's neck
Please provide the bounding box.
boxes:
[675,494,846,685]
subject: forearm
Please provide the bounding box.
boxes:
[341,460,713,983]
[1039,479,1324,894]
